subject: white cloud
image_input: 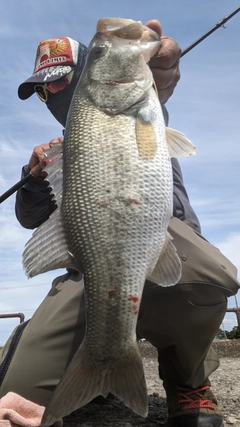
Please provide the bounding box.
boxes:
[222,316,238,332]
[214,233,240,279]
[213,232,240,328]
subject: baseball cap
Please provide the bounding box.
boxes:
[18,37,79,100]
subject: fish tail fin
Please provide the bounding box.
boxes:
[104,345,148,417]
[41,342,148,426]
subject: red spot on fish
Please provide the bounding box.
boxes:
[129,199,140,205]
[128,294,140,315]
[108,288,118,298]
[124,198,140,207]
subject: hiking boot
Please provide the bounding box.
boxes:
[164,381,224,427]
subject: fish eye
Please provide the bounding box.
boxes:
[91,45,107,59]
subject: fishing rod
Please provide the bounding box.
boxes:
[1,6,240,205]
[181,6,240,57]
[0,164,42,204]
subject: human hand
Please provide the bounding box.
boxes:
[145,20,181,104]
[28,137,64,173]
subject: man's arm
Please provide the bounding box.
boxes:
[15,137,62,229]
[15,166,56,229]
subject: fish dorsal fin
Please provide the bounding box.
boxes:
[166,127,196,158]
[23,141,76,278]
[147,231,182,286]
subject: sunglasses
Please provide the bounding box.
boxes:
[34,71,74,102]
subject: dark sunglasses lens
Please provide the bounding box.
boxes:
[34,85,47,102]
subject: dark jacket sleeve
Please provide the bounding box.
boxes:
[161,105,201,233]
[15,165,57,229]
[171,158,201,233]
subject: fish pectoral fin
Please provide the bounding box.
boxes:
[135,110,158,161]
[148,231,182,286]
[23,210,76,278]
[166,127,196,157]
[41,342,148,426]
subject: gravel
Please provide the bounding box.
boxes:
[63,340,240,427]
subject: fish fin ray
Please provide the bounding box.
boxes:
[104,347,148,417]
[166,127,196,157]
[43,141,63,205]
[23,141,77,277]
[148,231,182,286]
[23,209,76,278]
[41,342,148,426]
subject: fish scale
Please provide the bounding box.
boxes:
[63,102,169,278]
[21,18,196,426]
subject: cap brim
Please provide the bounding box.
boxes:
[18,65,74,100]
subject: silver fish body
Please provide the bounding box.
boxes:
[22,18,196,426]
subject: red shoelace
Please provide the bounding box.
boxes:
[176,385,215,411]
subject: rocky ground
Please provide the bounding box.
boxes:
[63,340,240,427]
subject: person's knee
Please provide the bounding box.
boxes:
[136,282,227,347]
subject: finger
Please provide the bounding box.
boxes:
[145,20,162,37]
[158,79,180,104]
[152,65,180,104]
[151,63,181,89]
[150,36,181,69]
[49,137,64,144]
[28,137,63,170]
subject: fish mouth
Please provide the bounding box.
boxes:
[97,18,143,37]
[96,18,159,41]
[92,78,152,94]
[96,18,160,42]
[96,18,161,62]
[104,78,141,85]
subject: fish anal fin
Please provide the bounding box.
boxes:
[166,127,196,158]
[148,231,182,286]
[41,341,148,426]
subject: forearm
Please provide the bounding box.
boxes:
[15,165,56,229]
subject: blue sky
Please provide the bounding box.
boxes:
[0,0,240,344]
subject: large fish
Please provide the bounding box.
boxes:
[23,17,195,426]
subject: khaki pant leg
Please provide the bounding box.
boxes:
[0,270,85,406]
[137,282,227,388]
[169,217,239,296]
[137,217,239,388]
